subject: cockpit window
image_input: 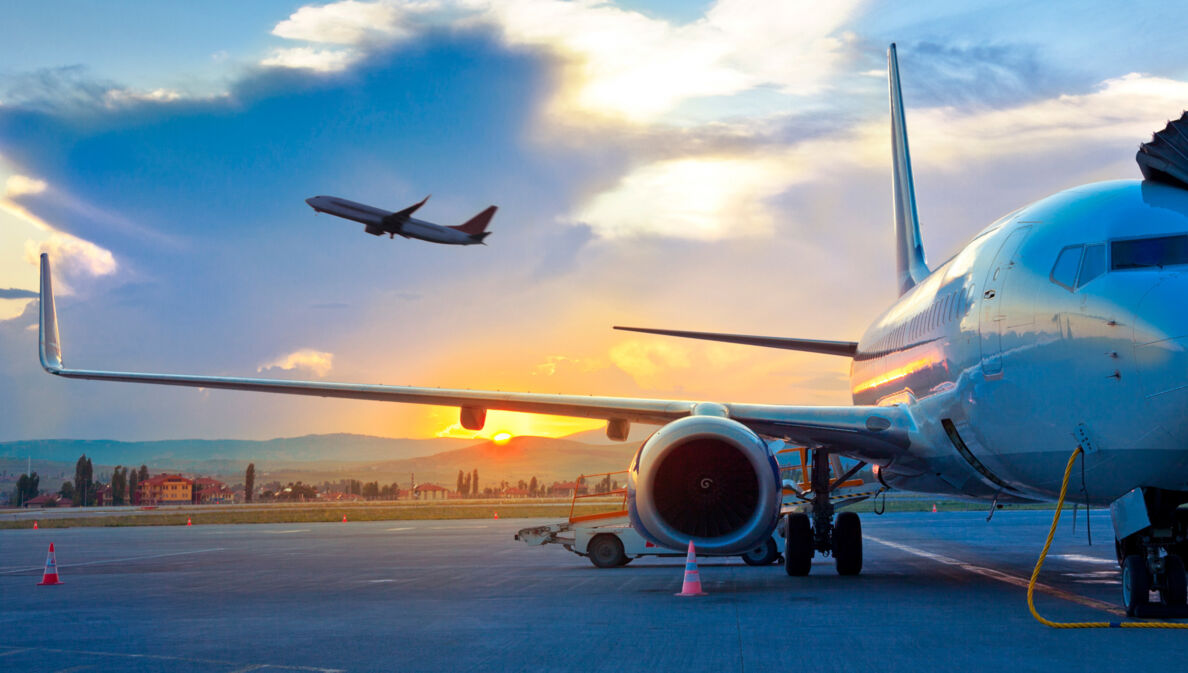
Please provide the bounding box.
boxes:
[1077,244,1106,288]
[1111,234,1188,270]
[1050,245,1083,290]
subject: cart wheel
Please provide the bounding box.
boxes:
[589,534,627,568]
[741,537,780,566]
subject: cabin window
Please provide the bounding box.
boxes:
[1076,244,1106,288]
[1111,234,1188,270]
[1050,245,1083,291]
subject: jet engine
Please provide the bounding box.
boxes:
[627,415,781,555]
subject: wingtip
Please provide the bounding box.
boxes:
[38,253,63,372]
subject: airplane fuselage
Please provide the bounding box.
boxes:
[855,179,1188,506]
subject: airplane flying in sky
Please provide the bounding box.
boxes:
[37,45,1188,616]
[305,194,496,245]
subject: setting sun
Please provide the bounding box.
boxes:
[492,432,513,445]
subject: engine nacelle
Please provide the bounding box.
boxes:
[627,415,781,555]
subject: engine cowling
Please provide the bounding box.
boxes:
[627,415,781,555]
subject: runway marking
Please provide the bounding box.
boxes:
[49,666,91,673]
[1052,554,1115,564]
[0,648,30,657]
[0,548,225,575]
[387,527,414,532]
[262,529,310,534]
[0,645,343,672]
[428,525,489,530]
[866,535,1125,616]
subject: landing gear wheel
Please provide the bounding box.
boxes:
[1164,554,1187,606]
[617,557,634,567]
[1115,535,1141,568]
[833,511,863,576]
[742,538,779,566]
[784,513,813,576]
[588,534,626,568]
[1122,554,1152,617]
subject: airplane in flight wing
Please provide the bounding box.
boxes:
[305,194,495,245]
[37,44,1188,616]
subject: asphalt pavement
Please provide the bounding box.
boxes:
[2,510,1186,672]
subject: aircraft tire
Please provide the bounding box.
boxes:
[588,534,626,568]
[1164,554,1187,606]
[742,538,780,566]
[834,511,863,576]
[784,513,813,576]
[1122,555,1152,617]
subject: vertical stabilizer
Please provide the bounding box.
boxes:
[39,253,63,372]
[888,44,929,296]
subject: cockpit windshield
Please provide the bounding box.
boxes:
[1111,234,1188,270]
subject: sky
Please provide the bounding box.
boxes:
[1,0,1186,442]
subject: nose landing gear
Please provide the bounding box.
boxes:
[1113,492,1188,617]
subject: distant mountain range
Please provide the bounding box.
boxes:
[0,432,641,488]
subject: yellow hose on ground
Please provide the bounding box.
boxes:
[1028,446,1188,628]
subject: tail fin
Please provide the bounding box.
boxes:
[888,44,929,296]
[39,253,63,372]
[448,206,497,235]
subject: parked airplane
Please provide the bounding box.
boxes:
[37,45,1188,616]
[305,194,495,245]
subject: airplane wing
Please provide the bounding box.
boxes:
[390,195,430,221]
[37,254,913,462]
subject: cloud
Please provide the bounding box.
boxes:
[608,339,691,388]
[264,0,861,122]
[532,354,601,376]
[272,0,421,44]
[573,154,793,239]
[0,288,37,299]
[1,173,119,292]
[260,46,360,72]
[5,175,47,197]
[257,348,335,377]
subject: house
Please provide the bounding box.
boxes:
[23,493,65,508]
[139,474,193,505]
[194,477,233,504]
[548,481,579,497]
[502,487,529,498]
[413,483,449,500]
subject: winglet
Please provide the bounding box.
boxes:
[449,205,497,235]
[39,253,63,372]
[888,44,929,296]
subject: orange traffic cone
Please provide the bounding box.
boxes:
[32,520,38,529]
[186,517,192,526]
[931,503,937,513]
[675,540,707,597]
[342,514,347,523]
[493,511,499,520]
[38,543,62,586]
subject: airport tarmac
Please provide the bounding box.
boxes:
[2,509,1186,672]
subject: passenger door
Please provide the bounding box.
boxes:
[979,226,1032,377]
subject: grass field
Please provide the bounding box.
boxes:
[0,495,1068,530]
[0,500,626,529]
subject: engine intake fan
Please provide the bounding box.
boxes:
[628,415,781,555]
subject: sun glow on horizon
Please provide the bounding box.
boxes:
[492,432,512,445]
[431,410,604,440]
